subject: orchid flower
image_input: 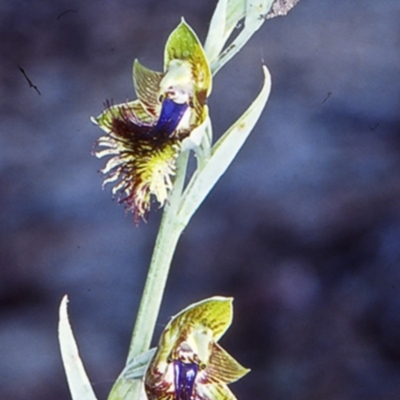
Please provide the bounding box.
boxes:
[91,20,211,221]
[145,297,249,400]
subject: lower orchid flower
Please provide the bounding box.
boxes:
[145,297,249,400]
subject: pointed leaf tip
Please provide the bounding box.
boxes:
[59,295,98,400]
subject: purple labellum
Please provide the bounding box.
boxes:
[150,98,189,138]
[173,360,198,400]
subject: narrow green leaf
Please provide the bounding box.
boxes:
[58,295,98,400]
[107,377,144,400]
[108,348,156,400]
[124,348,157,379]
[210,0,275,74]
[177,65,271,225]
[107,348,155,400]
[205,0,246,66]
[204,0,229,64]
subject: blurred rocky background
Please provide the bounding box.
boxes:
[1,0,400,399]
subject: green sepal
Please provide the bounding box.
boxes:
[167,296,233,342]
[164,19,212,97]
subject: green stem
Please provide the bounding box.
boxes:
[127,151,189,362]
[107,152,190,400]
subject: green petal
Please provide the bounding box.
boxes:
[206,343,250,384]
[133,59,164,117]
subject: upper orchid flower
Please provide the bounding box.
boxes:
[91,20,211,221]
[145,297,249,400]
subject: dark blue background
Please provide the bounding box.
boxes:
[1,1,400,399]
